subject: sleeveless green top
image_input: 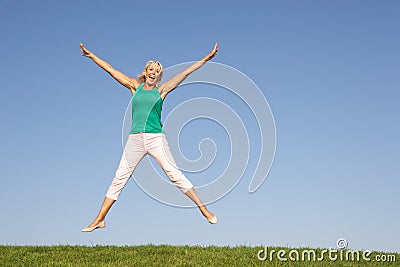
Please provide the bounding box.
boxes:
[129,83,164,134]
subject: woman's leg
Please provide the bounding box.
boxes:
[82,134,146,232]
[147,134,217,224]
[82,197,115,232]
[184,188,218,224]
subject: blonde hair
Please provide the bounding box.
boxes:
[137,60,163,86]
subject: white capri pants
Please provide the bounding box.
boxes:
[106,133,193,200]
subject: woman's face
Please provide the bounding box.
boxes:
[145,63,162,86]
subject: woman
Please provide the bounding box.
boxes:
[80,43,218,232]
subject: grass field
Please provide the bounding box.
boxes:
[0,245,398,266]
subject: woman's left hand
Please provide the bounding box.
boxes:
[206,43,218,61]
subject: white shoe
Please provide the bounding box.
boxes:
[207,215,218,224]
[82,221,106,232]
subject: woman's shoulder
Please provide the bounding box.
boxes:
[135,83,145,90]
[158,83,168,98]
[131,83,144,96]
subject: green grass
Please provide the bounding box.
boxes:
[0,245,398,266]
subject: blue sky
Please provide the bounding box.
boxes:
[1,0,399,253]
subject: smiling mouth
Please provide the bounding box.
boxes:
[148,75,155,81]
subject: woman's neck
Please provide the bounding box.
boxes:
[143,82,156,90]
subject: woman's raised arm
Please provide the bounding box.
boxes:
[80,43,140,94]
[159,43,218,99]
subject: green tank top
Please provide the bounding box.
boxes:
[129,83,164,134]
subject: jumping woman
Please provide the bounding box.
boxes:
[80,43,218,232]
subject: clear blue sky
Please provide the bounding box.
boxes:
[1,0,399,253]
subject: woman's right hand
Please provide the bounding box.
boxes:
[80,43,93,58]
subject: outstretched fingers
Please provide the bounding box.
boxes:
[80,43,91,57]
[208,42,218,60]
